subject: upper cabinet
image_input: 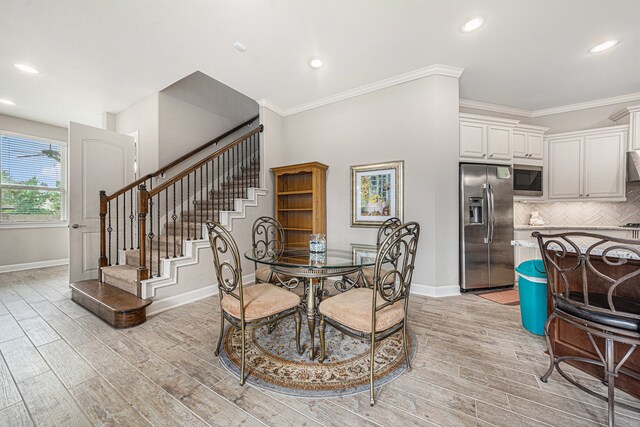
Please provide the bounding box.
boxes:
[459,114,520,162]
[610,104,640,151]
[547,126,628,201]
[512,124,547,160]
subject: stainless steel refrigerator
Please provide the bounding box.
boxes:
[460,163,514,291]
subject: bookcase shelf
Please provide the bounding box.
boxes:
[271,162,328,247]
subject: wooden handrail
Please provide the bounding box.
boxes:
[104,115,258,201]
[148,124,263,197]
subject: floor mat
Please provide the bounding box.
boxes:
[478,289,520,305]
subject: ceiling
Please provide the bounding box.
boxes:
[0,0,639,128]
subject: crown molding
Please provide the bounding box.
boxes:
[609,104,640,122]
[459,99,533,118]
[256,99,285,116]
[531,91,640,117]
[279,64,464,116]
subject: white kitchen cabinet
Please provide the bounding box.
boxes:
[459,114,520,162]
[548,137,583,199]
[547,125,628,201]
[460,121,486,159]
[583,132,626,198]
[512,124,548,161]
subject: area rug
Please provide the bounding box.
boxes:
[478,289,520,305]
[218,315,417,398]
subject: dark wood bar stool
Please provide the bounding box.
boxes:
[534,232,640,427]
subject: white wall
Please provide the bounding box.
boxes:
[278,74,460,292]
[116,92,160,177]
[0,114,69,268]
[157,93,233,166]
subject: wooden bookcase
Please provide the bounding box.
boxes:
[271,162,328,247]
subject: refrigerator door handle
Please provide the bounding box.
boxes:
[483,184,490,244]
[490,184,496,243]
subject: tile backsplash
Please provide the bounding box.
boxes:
[514,182,640,226]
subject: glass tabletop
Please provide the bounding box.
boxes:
[244,245,377,270]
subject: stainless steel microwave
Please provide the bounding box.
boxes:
[513,165,543,197]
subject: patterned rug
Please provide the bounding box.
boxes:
[218,315,417,397]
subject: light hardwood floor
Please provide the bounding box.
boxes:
[0,266,638,426]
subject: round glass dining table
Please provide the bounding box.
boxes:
[244,246,376,359]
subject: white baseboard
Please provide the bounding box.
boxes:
[146,273,255,316]
[0,258,69,274]
[411,283,460,298]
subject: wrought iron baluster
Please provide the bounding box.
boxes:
[148,196,154,277]
[217,155,220,223]
[172,183,177,258]
[257,133,261,187]
[130,188,134,249]
[200,166,204,239]
[122,193,126,251]
[206,162,209,224]
[180,178,184,254]
[157,194,161,275]
[165,189,169,259]
[115,197,119,265]
[193,170,198,240]
[107,201,112,266]
[186,174,190,241]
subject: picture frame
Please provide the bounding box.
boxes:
[351,244,377,265]
[351,160,403,227]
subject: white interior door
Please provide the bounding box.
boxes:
[68,122,134,283]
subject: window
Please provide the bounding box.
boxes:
[0,132,66,224]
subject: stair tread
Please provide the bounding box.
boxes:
[70,280,151,312]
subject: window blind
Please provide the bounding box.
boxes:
[0,134,63,223]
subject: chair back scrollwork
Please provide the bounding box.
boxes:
[376,217,402,247]
[534,231,640,322]
[374,221,420,306]
[206,221,242,299]
[251,217,285,263]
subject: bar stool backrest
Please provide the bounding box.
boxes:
[533,231,640,322]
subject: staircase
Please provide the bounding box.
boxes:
[70,118,263,328]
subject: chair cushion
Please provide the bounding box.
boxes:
[319,288,405,333]
[255,266,296,285]
[221,283,300,321]
[254,266,273,283]
[345,267,394,287]
[556,292,640,333]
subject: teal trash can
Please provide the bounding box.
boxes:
[515,260,548,336]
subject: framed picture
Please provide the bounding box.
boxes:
[351,244,377,265]
[351,161,403,227]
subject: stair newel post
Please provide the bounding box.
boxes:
[98,191,108,282]
[137,184,149,297]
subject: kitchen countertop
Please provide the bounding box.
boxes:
[512,239,640,260]
[514,225,637,231]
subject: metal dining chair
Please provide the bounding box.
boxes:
[251,216,300,288]
[318,221,420,405]
[339,217,402,291]
[534,232,640,427]
[206,221,302,385]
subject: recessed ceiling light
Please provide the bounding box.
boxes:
[233,42,247,52]
[309,58,323,69]
[589,39,619,54]
[0,99,16,106]
[14,63,39,74]
[461,17,484,33]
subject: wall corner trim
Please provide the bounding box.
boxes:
[410,283,461,298]
[0,258,69,273]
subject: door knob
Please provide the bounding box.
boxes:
[69,224,86,229]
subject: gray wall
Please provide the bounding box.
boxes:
[116,92,160,176]
[0,114,69,268]
[274,74,460,290]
